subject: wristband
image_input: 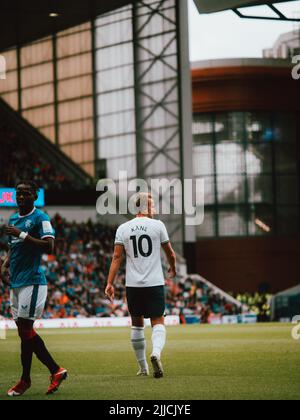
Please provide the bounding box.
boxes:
[19,232,29,241]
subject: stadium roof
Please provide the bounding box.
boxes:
[193,0,295,13]
[1,0,298,51]
[0,0,131,51]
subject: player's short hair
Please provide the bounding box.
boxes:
[135,192,152,213]
[15,180,40,197]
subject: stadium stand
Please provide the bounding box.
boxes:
[0,214,271,322]
[0,125,72,189]
[0,98,93,190]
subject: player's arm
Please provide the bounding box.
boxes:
[162,241,177,279]
[4,226,54,255]
[0,249,10,279]
[105,244,125,302]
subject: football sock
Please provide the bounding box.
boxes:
[17,319,34,383]
[31,335,60,375]
[21,340,33,383]
[151,324,166,359]
[131,327,148,371]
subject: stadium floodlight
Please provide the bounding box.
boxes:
[193,0,300,21]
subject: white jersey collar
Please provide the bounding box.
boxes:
[18,207,36,218]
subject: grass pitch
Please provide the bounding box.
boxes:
[0,324,299,400]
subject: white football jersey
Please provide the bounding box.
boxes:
[115,217,170,288]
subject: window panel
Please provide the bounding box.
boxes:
[216,143,245,175]
[97,89,134,115]
[202,177,215,205]
[96,43,133,71]
[98,111,135,137]
[215,112,244,143]
[21,39,52,67]
[22,84,54,109]
[99,135,136,159]
[105,156,137,180]
[193,145,214,177]
[193,114,213,144]
[246,112,273,143]
[23,105,55,127]
[248,175,273,204]
[57,31,92,58]
[0,70,18,93]
[96,65,134,92]
[96,7,132,27]
[246,143,272,175]
[193,111,299,238]
[59,119,94,144]
[57,54,92,80]
[197,209,216,238]
[58,98,93,123]
[58,22,91,37]
[1,49,17,71]
[21,63,53,88]
[57,75,93,101]
[217,175,246,204]
[96,19,132,48]
[219,207,247,237]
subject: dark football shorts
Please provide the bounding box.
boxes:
[126,286,166,319]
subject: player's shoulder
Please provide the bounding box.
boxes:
[34,208,51,222]
[150,218,166,228]
[117,219,133,231]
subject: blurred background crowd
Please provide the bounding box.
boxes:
[0,214,271,323]
[0,125,72,190]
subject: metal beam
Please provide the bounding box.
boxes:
[234,3,300,21]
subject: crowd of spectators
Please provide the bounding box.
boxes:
[0,214,272,322]
[0,125,72,190]
[165,277,242,322]
[234,292,272,322]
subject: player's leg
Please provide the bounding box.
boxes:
[17,286,60,375]
[150,317,166,379]
[127,287,149,376]
[151,317,166,360]
[7,289,32,397]
[131,316,149,376]
[16,286,67,395]
[28,285,68,395]
[148,286,167,379]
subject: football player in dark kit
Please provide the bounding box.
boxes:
[0,181,67,397]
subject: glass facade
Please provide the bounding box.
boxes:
[0,0,192,252]
[0,23,95,176]
[95,0,187,251]
[95,5,136,180]
[193,112,299,238]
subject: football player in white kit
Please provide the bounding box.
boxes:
[105,193,177,378]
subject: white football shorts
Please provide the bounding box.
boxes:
[10,285,48,321]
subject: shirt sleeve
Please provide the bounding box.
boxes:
[160,222,170,244]
[38,214,55,240]
[115,226,124,246]
[7,217,12,246]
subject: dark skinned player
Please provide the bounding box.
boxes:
[0,181,67,397]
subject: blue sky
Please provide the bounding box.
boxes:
[188,0,300,61]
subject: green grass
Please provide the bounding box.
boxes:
[0,324,299,400]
